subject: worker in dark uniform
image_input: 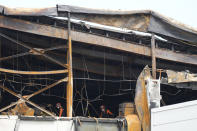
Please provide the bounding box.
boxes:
[99,105,114,118]
[56,103,64,117]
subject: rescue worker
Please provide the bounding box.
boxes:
[99,105,114,118]
[56,103,64,117]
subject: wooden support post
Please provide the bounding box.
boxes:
[66,12,73,117]
[151,34,156,79]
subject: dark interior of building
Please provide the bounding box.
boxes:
[0,21,197,118]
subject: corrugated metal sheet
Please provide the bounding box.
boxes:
[151,100,197,131]
[1,5,197,45]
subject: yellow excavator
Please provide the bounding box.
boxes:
[124,66,155,131]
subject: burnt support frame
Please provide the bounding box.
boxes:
[0,44,67,62]
[151,34,156,79]
[1,15,197,66]
[0,78,67,115]
[0,85,56,117]
[0,33,70,117]
[66,12,73,117]
[0,32,68,68]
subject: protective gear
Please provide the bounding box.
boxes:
[100,105,113,118]
[56,103,61,109]
[56,103,64,117]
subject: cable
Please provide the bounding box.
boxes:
[161,89,181,96]
[74,77,136,82]
[82,55,89,79]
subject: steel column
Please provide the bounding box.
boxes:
[66,12,73,117]
[151,34,156,79]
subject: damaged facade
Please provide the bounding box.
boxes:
[0,4,197,131]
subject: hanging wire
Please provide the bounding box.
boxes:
[102,48,106,96]
[122,55,125,80]
[82,55,90,79]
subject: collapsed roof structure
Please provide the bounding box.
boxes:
[0,4,197,119]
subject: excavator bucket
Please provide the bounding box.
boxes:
[135,66,151,131]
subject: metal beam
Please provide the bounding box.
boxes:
[72,47,197,73]
[0,32,68,68]
[72,57,137,78]
[0,78,67,114]
[73,47,130,62]
[0,68,68,75]
[0,52,30,61]
[0,84,56,118]
[0,45,67,62]
[66,12,73,117]
[0,16,197,66]
[151,34,156,79]
[27,77,67,98]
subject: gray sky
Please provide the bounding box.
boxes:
[1,0,197,28]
